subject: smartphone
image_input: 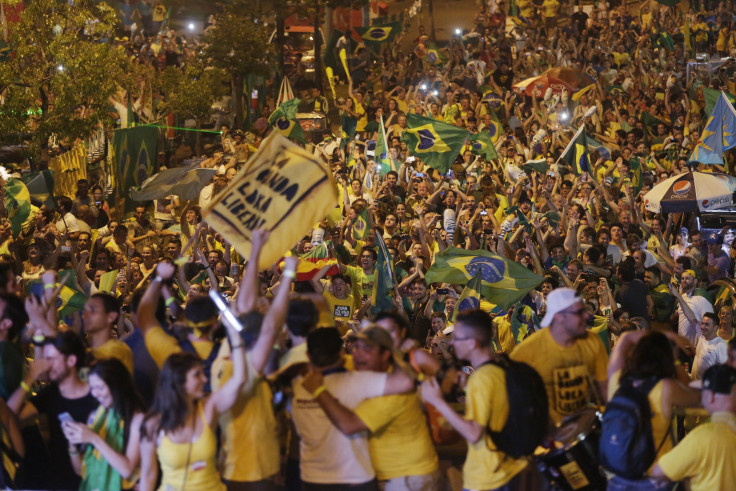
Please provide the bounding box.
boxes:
[480,210,488,216]
[416,172,425,178]
[547,171,555,177]
[436,288,450,295]
[407,156,416,163]
[58,412,74,425]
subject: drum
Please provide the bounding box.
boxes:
[535,409,607,491]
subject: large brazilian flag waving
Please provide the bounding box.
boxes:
[426,247,543,309]
[113,126,158,215]
[402,114,470,173]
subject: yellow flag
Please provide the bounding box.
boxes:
[203,133,339,270]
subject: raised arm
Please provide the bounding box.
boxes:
[235,229,269,314]
[250,255,298,374]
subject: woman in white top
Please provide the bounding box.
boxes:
[669,227,689,260]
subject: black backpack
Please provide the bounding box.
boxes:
[599,377,667,479]
[485,355,549,458]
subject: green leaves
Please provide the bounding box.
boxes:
[0,0,132,155]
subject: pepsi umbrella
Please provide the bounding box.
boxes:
[643,171,736,213]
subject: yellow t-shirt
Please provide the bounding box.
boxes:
[323,290,354,334]
[494,316,516,353]
[345,265,375,309]
[212,345,280,482]
[657,411,736,491]
[353,99,368,132]
[144,326,181,368]
[542,0,559,17]
[92,339,134,375]
[511,328,609,425]
[462,364,528,489]
[354,393,438,480]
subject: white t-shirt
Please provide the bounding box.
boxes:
[606,244,623,266]
[692,336,728,380]
[677,294,714,345]
[291,370,387,484]
[56,212,80,235]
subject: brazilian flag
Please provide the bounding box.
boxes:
[424,42,448,66]
[607,85,626,95]
[27,270,87,319]
[375,116,392,174]
[468,132,498,161]
[425,247,543,309]
[4,178,31,238]
[189,269,208,286]
[479,85,502,107]
[487,109,503,145]
[22,169,55,209]
[452,270,483,321]
[356,21,400,44]
[268,98,306,143]
[402,113,470,173]
[353,207,370,239]
[340,114,357,149]
[510,304,538,343]
[559,125,590,175]
[371,235,396,315]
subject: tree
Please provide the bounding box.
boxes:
[201,2,274,130]
[154,62,228,155]
[0,0,133,163]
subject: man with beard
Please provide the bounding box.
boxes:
[511,288,609,425]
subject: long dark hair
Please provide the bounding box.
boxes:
[89,359,146,445]
[143,352,202,438]
[620,331,676,382]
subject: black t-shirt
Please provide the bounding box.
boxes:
[31,384,98,490]
[615,279,650,320]
[571,11,588,33]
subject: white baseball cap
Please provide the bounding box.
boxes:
[541,288,582,327]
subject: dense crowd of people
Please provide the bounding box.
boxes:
[4,0,736,490]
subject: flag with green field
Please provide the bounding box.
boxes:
[425,247,543,308]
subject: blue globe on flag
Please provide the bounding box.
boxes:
[417,129,436,150]
[465,256,505,283]
[458,296,481,311]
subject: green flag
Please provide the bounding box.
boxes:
[425,247,543,308]
[340,114,357,148]
[4,178,30,238]
[559,125,591,175]
[452,270,483,321]
[356,21,401,45]
[268,98,306,143]
[704,87,736,116]
[510,304,538,343]
[21,169,55,209]
[371,235,395,315]
[468,132,498,161]
[112,126,158,215]
[522,159,548,175]
[402,113,470,173]
[424,42,448,66]
[639,111,668,135]
[53,270,87,318]
[375,116,392,174]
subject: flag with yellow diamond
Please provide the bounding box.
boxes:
[268,98,306,143]
[689,91,736,165]
[356,21,400,45]
[425,247,543,308]
[468,132,498,161]
[452,270,483,322]
[402,114,470,173]
[4,178,30,238]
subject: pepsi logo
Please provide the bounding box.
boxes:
[702,199,710,208]
[672,181,691,194]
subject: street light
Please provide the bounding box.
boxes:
[57,65,64,72]
[188,22,196,32]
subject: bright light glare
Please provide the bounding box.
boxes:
[455,28,462,35]
[188,23,195,31]
[57,65,64,72]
